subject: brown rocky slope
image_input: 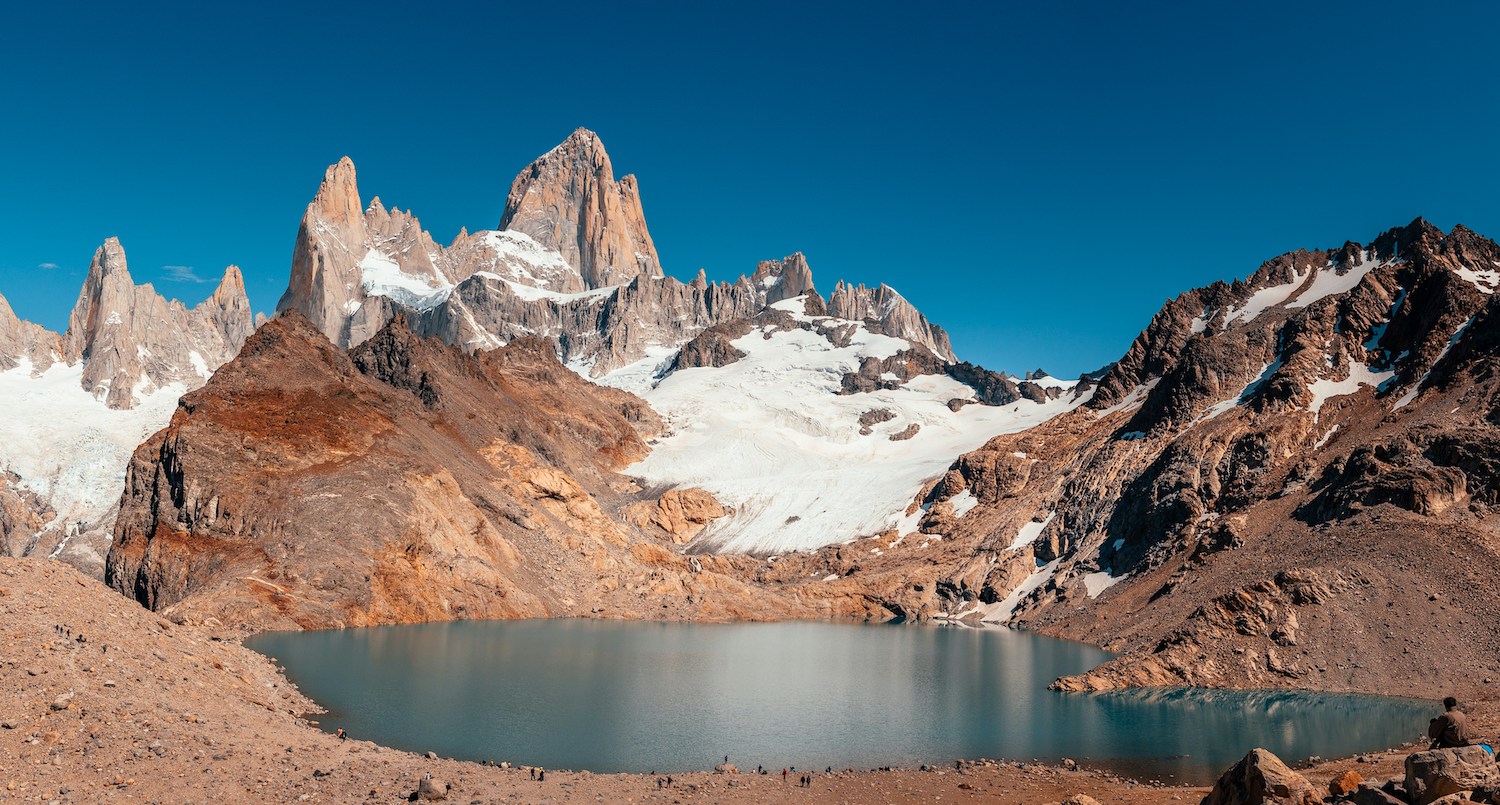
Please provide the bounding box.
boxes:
[103,312,872,632]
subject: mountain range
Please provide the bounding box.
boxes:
[4,129,1499,700]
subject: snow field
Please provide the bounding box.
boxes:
[606,314,1088,554]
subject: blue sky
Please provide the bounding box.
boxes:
[2,1,1497,377]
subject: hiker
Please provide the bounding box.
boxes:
[782,768,788,782]
[538,769,545,782]
[335,727,346,741]
[724,754,729,764]
[529,768,535,780]
[1430,696,1475,748]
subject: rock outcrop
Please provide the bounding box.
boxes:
[0,292,61,372]
[829,279,955,361]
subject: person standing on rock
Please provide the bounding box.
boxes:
[1429,696,1475,748]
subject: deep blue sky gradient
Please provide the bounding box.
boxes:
[3,1,1498,376]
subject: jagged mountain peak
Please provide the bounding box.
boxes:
[499,128,662,289]
[750,252,818,306]
[310,156,363,229]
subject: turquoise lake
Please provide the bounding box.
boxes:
[246,619,1432,784]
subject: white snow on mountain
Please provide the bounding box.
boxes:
[601,304,1089,554]
[1454,261,1500,294]
[0,358,185,559]
[472,273,619,304]
[477,230,578,290]
[1009,511,1056,551]
[1286,253,1380,309]
[1306,360,1394,421]
[1222,269,1307,329]
[359,250,452,310]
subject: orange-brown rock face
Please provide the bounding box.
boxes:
[626,488,729,544]
[500,127,663,289]
[102,313,848,632]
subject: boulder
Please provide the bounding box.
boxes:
[1331,769,1366,797]
[416,777,448,801]
[1200,748,1319,805]
[713,763,739,774]
[1406,747,1500,805]
[1344,783,1409,804]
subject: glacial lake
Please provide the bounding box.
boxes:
[246,620,1432,784]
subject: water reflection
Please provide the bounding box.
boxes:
[247,620,1430,784]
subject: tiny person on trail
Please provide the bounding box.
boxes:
[1429,696,1475,749]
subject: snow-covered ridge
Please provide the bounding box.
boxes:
[601,307,1089,554]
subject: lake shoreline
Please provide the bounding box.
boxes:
[2,557,1474,804]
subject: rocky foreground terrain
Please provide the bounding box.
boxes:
[8,556,1471,804]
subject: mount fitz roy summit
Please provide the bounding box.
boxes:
[7,128,1500,703]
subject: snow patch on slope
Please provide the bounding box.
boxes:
[983,559,1059,622]
[1306,361,1395,421]
[360,250,452,310]
[478,230,579,290]
[949,489,978,519]
[1454,263,1500,294]
[1083,570,1124,598]
[0,358,185,533]
[1009,511,1056,551]
[606,321,1087,554]
[1222,269,1308,329]
[1286,253,1380,309]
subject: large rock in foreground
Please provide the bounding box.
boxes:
[1200,748,1318,805]
[1405,746,1500,804]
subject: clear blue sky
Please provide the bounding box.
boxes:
[2,1,1497,377]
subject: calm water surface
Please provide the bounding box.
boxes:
[247,620,1430,783]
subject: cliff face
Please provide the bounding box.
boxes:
[759,219,1500,698]
[103,313,872,631]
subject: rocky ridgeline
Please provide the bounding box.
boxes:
[757,218,1500,699]
[275,128,957,375]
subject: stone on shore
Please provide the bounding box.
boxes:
[1405,746,1500,805]
[1200,748,1318,805]
[416,776,448,801]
